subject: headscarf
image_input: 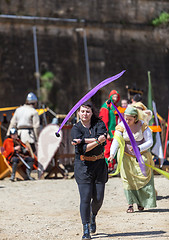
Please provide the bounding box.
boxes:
[131,102,152,124]
[109,90,120,103]
[132,101,147,111]
[124,106,138,116]
[124,106,139,122]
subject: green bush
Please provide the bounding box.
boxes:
[152,12,169,26]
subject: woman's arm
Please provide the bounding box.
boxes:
[85,134,106,152]
[138,127,153,152]
[108,130,122,161]
[85,120,107,152]
[71,138,96,146]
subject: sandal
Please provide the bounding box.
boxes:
[137,205,144,211]
[126,205,134,213]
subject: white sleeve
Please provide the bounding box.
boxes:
[138,127,153,152]
[110,130,122,157]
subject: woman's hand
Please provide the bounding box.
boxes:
[107,133,111,141]
[71,139,81,145]
[129,145,135,155]
[98,135,106,144]
[108,154,114,162]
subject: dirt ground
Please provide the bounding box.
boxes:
[0,173,169,240]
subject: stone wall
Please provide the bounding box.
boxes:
[0,0,169,119]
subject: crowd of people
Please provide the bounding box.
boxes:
[0,89,160,240]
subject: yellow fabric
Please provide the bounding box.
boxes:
[109,133,125,176]
[109,130,154,190]
[0,106,18,111]
[36,108,48,115]
[145,163,169,180]
[156,113,167,127]
[141,123,148,132]
[0,106,49,116]
[121,151,153,190]
[115,125,124,132]
[132,102,147,110]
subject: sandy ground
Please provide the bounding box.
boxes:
[0,173,169,240]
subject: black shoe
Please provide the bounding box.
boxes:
[25,176,35,181]
[82,223,91,240]
[90,214,96,234]
[10,178,15,182]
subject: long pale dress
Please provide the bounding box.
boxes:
[110,120,156,208]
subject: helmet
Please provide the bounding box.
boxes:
[26,92,38,104]
[10,128,17,135]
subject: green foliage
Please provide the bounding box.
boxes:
[41,71,54,81]
[41,71,54,91]
[40,71,55,106]
[152,12,169,26]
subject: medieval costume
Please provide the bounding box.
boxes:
[109,106,156,212]
[7,92,40,153]
[3,128,35,181]
[99,90,120,171]
[71,102,108,239]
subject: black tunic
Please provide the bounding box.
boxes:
[71,119,108,184]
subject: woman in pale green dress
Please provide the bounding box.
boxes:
[108,106,156,213]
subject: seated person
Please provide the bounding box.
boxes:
[3,128,35,181]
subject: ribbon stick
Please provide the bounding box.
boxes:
[55,70,126,137]
[109,100,146,176]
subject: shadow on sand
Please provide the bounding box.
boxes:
[92,230,166,239]
[136,208,169,213]
[157,195,169,200]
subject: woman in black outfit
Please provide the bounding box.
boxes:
[71,101,108,240]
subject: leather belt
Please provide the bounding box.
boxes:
[80,152,104,161]
[18,127,33,130]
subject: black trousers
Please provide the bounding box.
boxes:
[11,156,34,164]
[78,182,105,224]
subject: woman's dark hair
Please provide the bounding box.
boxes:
[132,94,142,102]
[81,101,100,124]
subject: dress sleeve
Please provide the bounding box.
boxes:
[96,120,107,138]
[71,124,87,154]
[110,130,122,158]
[138,127,153,152]
[71,124,83,139]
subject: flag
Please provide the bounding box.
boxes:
[151,101,164,167]
[147,71,154,126]
[164,108,169,159]
[147,71,164,167]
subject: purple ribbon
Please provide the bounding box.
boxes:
[55,70,126,136]
[110,100,146,176]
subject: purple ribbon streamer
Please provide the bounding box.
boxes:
[110,100,146,176]
[56,70,126,135]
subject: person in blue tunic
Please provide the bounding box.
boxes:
[71,101,108,240]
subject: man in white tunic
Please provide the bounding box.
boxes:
[7,92,40,153]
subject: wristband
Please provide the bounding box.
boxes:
[95,138,101,144]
